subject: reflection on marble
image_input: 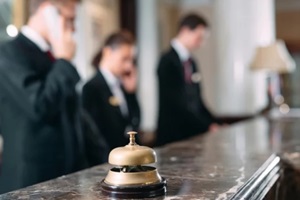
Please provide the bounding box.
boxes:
[1,116,300,199]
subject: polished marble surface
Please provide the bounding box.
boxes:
[1,116,300,199]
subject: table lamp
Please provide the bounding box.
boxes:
[250,40,295,73]
[250,40,296,113]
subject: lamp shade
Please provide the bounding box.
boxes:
[250,40,296,73]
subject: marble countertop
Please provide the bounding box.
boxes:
[1,116,300,200]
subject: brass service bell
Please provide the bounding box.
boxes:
[100,131,167,198]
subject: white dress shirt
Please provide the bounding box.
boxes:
[21,26,50,52]
[171,38,202,83]
[171,38,191,62]
[100,68,129,117]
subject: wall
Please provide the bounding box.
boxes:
[158,1,180,51]
[73,0,120,81]
[211,0,274,116]
[276,11,300,44]
[276,0,300,107]
[137,0,159,132]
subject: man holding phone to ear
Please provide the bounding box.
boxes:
[0,0,85,194]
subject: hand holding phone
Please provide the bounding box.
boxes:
[43,5,60,40]
[43,4,76,61]
[121,67,137,94]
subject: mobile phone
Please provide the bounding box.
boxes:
[43,5,60,40]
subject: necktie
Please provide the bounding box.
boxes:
[46,51,56,62]
[183,58,193,83]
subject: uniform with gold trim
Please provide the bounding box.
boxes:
[82,71,140,150]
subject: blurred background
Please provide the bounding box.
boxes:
[0,0,299,134]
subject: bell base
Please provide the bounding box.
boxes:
[100,177,167,198]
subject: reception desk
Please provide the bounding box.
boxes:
[1,114,300,199]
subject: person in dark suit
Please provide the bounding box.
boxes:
[82,31,140,151]
[0,0,88,194]
[156,14,221,146]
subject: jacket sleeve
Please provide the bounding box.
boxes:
[0,59,80,121]
[80,108,109,166]
[81,83,110,166]
[34,59,80,119]
[200,98,221,124]
[158,57,210,134]
[81,83,99,124]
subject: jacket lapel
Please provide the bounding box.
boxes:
[170,47,186,82]
[96,71,124,118]
[15,34,52,76]
[170,47,201,85]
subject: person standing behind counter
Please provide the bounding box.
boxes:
[156,14,221,146]
[0,0,87,194]
[82,31,140,151]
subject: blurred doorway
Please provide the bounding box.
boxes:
[276,0,300,107]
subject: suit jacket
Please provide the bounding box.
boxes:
[156,47,218,146]
[0,34,86,194]
[82,71,140,150]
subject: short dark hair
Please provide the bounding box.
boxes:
[178,13,209,32]
[103,30,135,49]
[92,30,135,68]
[29,0,81,15]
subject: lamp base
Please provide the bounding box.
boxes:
[100,178,167,198]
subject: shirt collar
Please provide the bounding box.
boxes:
[21,26,50,52]
[171,38,191,62]
[100,67,120,87]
